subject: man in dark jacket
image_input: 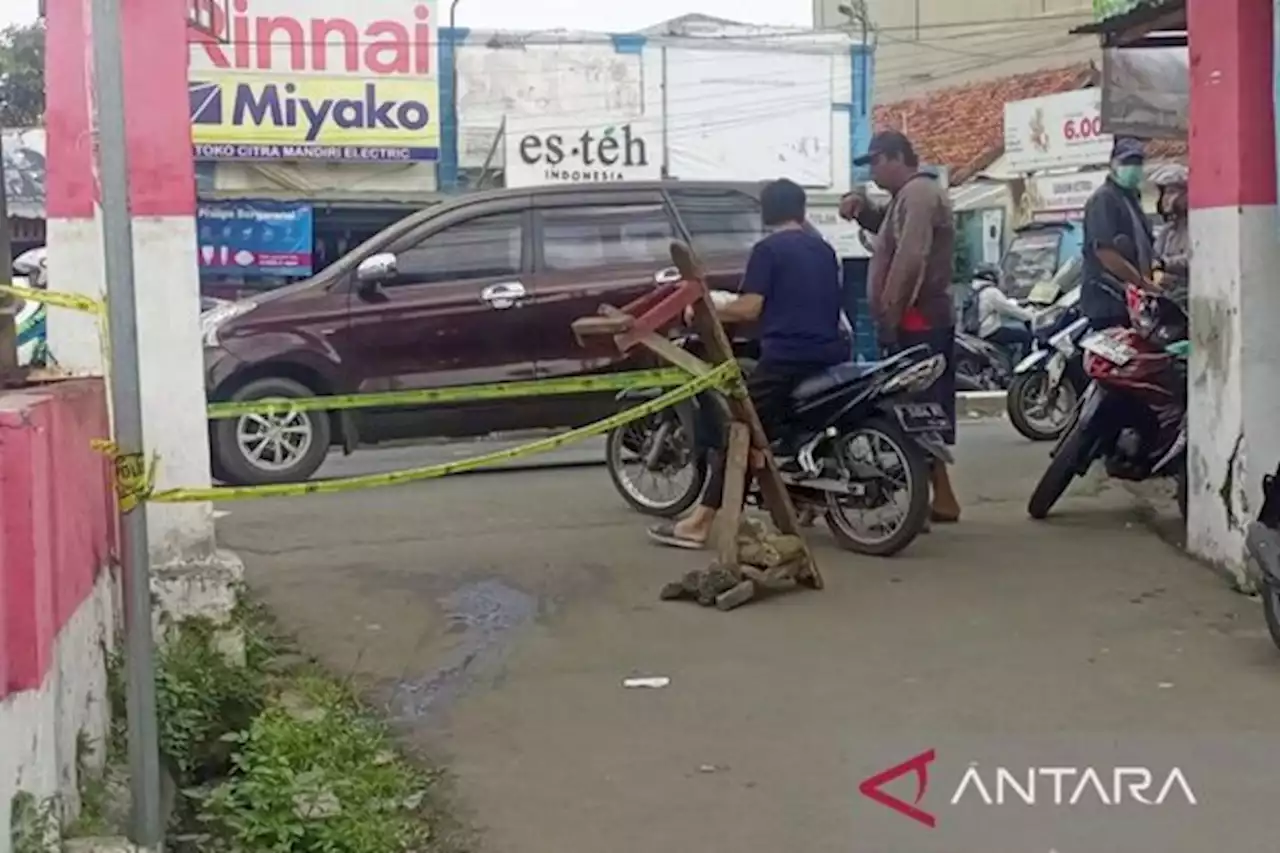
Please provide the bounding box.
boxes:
[1080,136,1158,328]
[839,130,961,523]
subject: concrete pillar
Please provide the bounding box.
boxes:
[1185,0,1280,586]
[44,0,240,606]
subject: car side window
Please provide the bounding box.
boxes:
[391,212,524,285]
[538,204,677,272]
[668,189,764,256]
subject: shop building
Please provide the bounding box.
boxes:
[188,0,443,299]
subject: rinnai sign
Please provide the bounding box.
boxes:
[1004,89,1113,173]
[505,117,661,187]
[188,0,439,162]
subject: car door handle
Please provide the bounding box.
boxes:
[480,281,526,309]
[653,267,683,284]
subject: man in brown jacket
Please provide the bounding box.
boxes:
[840,130,961,522]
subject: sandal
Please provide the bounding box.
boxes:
[930,508,960,524]
[647,521,707,550]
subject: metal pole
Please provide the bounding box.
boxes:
[1,101,20,374]
[0,118,12,278]
[88,0,164,845]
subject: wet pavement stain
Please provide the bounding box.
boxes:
[386,578,537,722]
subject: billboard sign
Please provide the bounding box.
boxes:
[504,115,662,187]
[189,0,439,162]
[1004,89,1113,173]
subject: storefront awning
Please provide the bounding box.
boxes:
[1072,0,1186,47]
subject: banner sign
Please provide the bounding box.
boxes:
[1004,89,1112,173]
[196,201,314,276]
[188,0,439,162]
[2,128,47,218]
[504,115,662,187]
[1026,170,1109,213]
[190,75,439,161]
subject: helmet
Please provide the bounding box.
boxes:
[1149,162,1188,188]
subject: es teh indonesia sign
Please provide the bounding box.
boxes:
[503,115,662,187]
[1004,89,1112,174]
[188,0,440,162]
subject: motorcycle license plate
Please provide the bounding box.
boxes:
[1080,332,1135,366]
[894,402,950,433]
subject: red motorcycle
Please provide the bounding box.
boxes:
[1027,284,1188,520]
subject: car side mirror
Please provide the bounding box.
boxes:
[356,252,398,288]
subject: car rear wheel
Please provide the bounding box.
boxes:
[212,377,331,486]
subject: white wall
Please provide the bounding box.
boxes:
[455,29,857,192]
[0,572,117,851]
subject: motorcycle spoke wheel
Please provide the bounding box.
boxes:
[606,413,704,517]
[826,428,915,547]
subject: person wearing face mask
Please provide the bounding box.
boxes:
[1150,163,1189,308]
[1080,136,1158,330]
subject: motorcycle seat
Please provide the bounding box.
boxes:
[791,345,930,401]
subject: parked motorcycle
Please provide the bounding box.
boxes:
[1247,463,1280,650]
[607,342,952,556]
[11,247,51,368]
[1006,287,1090,441]
[954,331,1014,391]
[1027,284,1189,520]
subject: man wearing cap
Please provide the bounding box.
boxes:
[1080,136,1158,329]
[838,130,962,524]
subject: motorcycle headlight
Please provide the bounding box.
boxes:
[201,300,256,347]
[881,354,946,395]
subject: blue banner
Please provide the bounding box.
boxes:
[196,201,314,277]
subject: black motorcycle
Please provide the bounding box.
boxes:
[954,330,1014,391]
[1247,463,1280,650]
[607,344,952,556]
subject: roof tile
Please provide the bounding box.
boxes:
[873,64,1098,183]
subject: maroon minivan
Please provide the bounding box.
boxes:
[203,181,765,485]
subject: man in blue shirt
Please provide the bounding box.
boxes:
[649,178,847,549]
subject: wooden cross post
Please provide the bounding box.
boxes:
[571,241,822,610]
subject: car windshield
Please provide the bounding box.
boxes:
[1000,231,1062,300]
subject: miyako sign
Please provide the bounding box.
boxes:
[188,0,440,162]
[504,116,662,187]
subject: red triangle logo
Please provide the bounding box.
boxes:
[858,748,937,828]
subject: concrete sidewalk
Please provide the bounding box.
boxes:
[220,421,1280,852]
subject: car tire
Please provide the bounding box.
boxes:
[211,377,331,486]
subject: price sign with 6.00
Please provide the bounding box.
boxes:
[1062,115,1104,141]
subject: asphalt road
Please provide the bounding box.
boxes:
[219,420,1280,853]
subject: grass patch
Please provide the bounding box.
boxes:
[100,597,466,852]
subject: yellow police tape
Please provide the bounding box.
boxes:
[146,359,739,503]
[206,368,692,418]
[10,281,744,504]
[0,283,106,316]
[3,284,697,417]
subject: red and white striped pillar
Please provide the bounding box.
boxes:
[1186,0,1280,583]
[45,0,222,573]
